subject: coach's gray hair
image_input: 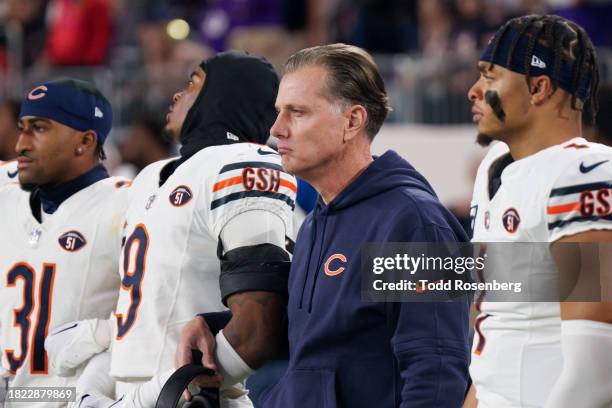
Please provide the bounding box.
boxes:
[284,43,391,141]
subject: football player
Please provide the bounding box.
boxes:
[0,99,21,186]
[0,79,129,407]
[464,15,612,408]
[49,51,296,408]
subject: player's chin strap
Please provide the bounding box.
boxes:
[155,364,218,408]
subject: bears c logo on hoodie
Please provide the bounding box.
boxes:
[324,254,347,276]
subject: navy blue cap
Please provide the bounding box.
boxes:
[20,79,113,145]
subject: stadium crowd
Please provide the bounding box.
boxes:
[2,0,611,121]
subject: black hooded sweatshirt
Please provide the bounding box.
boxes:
[159,50,279,185]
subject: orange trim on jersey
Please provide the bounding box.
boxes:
[280,179,297,193]
[213,176,243,192]
[214,175,297,193]
[0,159,16,167]
[474,314,490,356]
[564,143,589,149]
[547,202,580,215]
[115,180,133,189]
[31,263,55,374]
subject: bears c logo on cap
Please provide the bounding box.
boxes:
[28,85,48,100]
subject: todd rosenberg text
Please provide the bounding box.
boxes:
[372,279,523,293]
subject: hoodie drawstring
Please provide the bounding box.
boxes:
[307,211,329,312]
[298,215,318,309]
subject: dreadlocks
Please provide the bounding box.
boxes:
[487,15,600,123]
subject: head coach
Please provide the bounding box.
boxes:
[176,43,471,408]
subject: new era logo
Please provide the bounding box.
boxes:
[226,132,239,141]
[531,55,546,69]
[95,107,104,118]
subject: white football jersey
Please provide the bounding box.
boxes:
[111,143,296,380]
[469,138,612,407]
[0,160,16,389]
[0,177,129,407]
[0,160,18,187]
[0,159,18,396]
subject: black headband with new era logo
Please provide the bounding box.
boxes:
[480,26,592,101]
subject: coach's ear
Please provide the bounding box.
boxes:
[343,104,368,143]
[76,130,98,156]
[529,75,553,105]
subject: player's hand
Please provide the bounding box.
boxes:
[462,384,478,408]
[175,316,223,400]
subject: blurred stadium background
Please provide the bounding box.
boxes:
[1,0,611,228]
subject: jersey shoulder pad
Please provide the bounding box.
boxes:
[126,158,177,197]
[91,176,132,193]
[546,141,612,241]
[107,176,133,190]
[210,146,296,205]
[548,137,612,165]
[207,144,297,234]
[133,158,175,184]
[549,141,612,188]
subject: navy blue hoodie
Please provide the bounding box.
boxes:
[262,150,470,408]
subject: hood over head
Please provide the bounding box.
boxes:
[179,50,280,157]
[158,50,279,185]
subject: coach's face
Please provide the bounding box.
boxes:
[271,65,347,180]
[165,67,206,142]
[15,117,84,189]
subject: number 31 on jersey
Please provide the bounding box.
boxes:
[4,263,56,374]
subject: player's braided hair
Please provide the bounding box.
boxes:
[95,143,106,161]
[488,14,600,123]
